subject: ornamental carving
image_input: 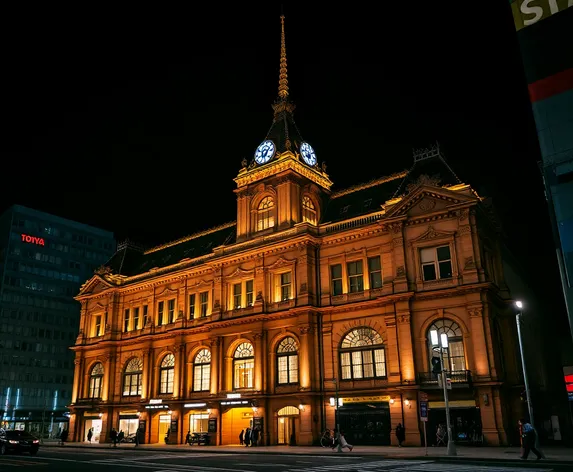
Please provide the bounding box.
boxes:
[299,325,313,335]
[418,198,436,212]
[396,266,406,277]
[209,337,221,347]
[457,225,472,236]
[387,222,403,234]
[468,307,483,318]
[142,348,152,356]
[95,265,112,275]
[253,332,265,340]
[213,299,220,309]
[405,174,441,193]
[300,282,308,294]
[464,256,475,270]
[392,237,404,247]
[174,344,186,353]
[458,209,470,221]
[397,313,411,324]
[74,358,81,366]
[384,314,396,327]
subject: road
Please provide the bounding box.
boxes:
[0,448,568,471]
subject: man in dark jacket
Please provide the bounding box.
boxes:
[519,419,544,460]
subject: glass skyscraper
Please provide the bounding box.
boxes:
[0,204,115,437]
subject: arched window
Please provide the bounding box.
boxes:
[427,319,466,372]
[302,196,317,225]
[233,342,254,389]
[193,349,211,392]
[340,327,386,380]
[123,357,143,396]
[256,196,275,231]
[159,353,175,394]
[88,362,104,399]
[276,337,299,384]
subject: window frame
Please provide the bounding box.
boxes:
[302,195,318,224]
[193,348,211,392]
[339,327,387,381]
[122,357,143,397]
[276,336,299,385]
[233,342,255,390]
[88,362,104,399]
[159,353,175,394]
[255,195,276,232]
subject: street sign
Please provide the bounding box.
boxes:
[419,400,428,421]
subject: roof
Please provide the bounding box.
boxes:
[104,222,236,277]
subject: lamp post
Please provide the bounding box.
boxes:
[515,300,534,428]
[326,378,342,453]
[430,329,457,456]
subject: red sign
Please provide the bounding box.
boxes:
[21,234,45,246]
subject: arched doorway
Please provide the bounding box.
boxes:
[277,406,299,445]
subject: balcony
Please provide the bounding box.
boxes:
[418,370,472,388]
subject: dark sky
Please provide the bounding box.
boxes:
[1,3,562,308]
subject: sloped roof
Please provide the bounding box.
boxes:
[104,223,236,277]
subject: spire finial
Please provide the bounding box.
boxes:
[278,15,289,99]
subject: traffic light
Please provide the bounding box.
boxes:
[431,356,442,374]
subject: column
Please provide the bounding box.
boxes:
[389,221,408,292]
[102,354,113,402]
[298,325,312,389]
[254,332,264,392]
[396,309,415,382]
[384,314,401,383]
[210,338,220,395]
[468,305,491,379]
[174,344,185,399]
[71,358,82,403]
[141,348,152,400]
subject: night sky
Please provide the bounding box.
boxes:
[2,4,565,318]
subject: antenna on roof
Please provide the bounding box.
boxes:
[412,141,440,162]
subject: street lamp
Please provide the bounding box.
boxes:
[515,300,535,428]
[326,378,343,453]
[430,328,457,456]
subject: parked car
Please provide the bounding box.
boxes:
[0,429,40,455]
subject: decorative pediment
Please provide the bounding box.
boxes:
[267,256,295,270]
[156,286,179,297]
[384,185,476,219]
[193,279,212,287]
[412,225,456,243]
[77,275,113,297]
[228,267,254,279]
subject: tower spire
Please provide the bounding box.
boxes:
[278,15,289,99]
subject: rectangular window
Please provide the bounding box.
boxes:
[421,245,453,281]
[142,305,148,326]
[199,291,209,317]
[330,264,343,295]
[233,283,242,309]
[193,364,211,392]
[368,256,383,289]
[280,272,291,301]
[189,294,196,319]
[124,308,130,332]
[347,260,364,293]
[94,315,102,337]
[133,307,140,330]
[168,299,175,324]
[158,301,164,325]
[246,279,254,307]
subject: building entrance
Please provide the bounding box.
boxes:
[277,406,299,445]
[338,402,391,445]
[158,415,171,443]
[221,407,253,445]
[84,419,102,443]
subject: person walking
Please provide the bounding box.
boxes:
[238,429,244,445]
[244,427,251,447]
[110,428,118,448]
[395,423,405,447]
[87,427,93,443]
[59,429,68,446]
[336,430,353,452]
[519,419,544,460]
[135,427,141,447]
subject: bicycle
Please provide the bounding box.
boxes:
[320,429,335,448]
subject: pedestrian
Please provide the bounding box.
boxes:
[518,419,544,460]
[336,430,353,452]
[238,429,244,445]
[87,427,93,443]
[186,430,192,445]
[252,427,259,446]
[59,429,68,446]
[135,427,141,447]
[395,423,405,447]
[110,428,118,447]
[244,427,251,447]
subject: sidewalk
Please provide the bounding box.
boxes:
[42,440,573,463]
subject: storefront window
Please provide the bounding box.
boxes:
[189,413,209,433]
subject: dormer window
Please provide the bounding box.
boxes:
[257,196,275,231]
[302,196,317,225]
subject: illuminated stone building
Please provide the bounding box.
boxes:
[68,17,528,447]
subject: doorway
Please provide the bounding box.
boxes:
[158,415,171,443]
[277,406,299,445]
[84,419,102,443]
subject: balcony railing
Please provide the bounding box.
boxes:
[418,370,472,387]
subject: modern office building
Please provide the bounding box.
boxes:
[66,16,558,447]
[510,1,573,337]
[0,204,115,437]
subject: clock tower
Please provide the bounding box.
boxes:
[234,15,333,242]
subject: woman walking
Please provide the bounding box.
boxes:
[395,423,405,447]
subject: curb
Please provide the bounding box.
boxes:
[40,443,573,465]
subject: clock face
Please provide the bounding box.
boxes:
[254,140,275,165]
[300,142,317,166]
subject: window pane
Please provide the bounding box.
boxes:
[347,260,363,276]
[423,264,437,281]
[331,264,342,279]
[436,245,451,261]
[289,354,299,383]
[362,351,374,378]
[340,352,351,380]
[420,248,435,263]
[374,349,386,377]
[277,356,288,384]
[438,261,452,278]
[368,256,381,271]
[333,279,343,295]
[351,351,362,379]
[202,364,211,391]
[370,272,383,289]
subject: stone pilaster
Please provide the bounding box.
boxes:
[468,305,491,379]
[298,325,312,389]
[396,310,415,382]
